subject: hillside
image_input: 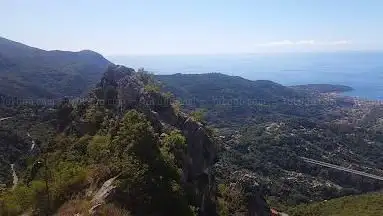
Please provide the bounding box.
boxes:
[291,84,354,93]
[0,39,382,215]
[0,36,111,98]
[288,192,383,216]
[157,73,302,101]
[157,73,355,126]
[0,65,224,215]
[157,73,329,127]
[157,73,383,209]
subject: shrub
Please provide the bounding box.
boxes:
[97,203,132,216]
[55,199,90,216]
[190,109,206,123]
[0,181,46,216]
[87,135,110,163]
[51,162,88,203]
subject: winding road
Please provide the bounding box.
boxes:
[1,117,18,189]
[27,133,36,151]
[0,117,12,121]
[1,116,35,189]
[301,157,383,181]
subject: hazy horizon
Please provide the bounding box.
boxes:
[110,52,383,100]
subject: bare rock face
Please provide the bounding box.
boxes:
[156,108,218,215]
[180,117,217,215]
[117,73,145,109]
[230,171,271,216]
[89,176,119,215]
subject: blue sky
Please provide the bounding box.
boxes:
[1,0,382,55]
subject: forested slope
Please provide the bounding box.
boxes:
[0,36,111,98]
[158,73,383,210]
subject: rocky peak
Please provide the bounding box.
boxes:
[94,65,219,215]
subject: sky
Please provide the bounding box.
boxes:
[1,0,382,55]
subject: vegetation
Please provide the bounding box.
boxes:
[158,73,383,211]
[0,36,110,98]
[0,38,382,215]
[190,108,206,123]
[288,193,383,216]
[0,66,217,216]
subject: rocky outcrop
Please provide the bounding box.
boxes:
[170,114,217,215]
[230,171,271,216]
[89,176,119,215]
[99,65,218,215]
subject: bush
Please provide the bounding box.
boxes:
[190,109,206,123]
[87,135,111,163]
[144,84,161,93]
[0,181,46,216]
[172,100,182,114]
[51,162,88,203]
[97,203,132,216]
[161,130,187,169]
[56,199,90,216]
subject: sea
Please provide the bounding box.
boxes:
[110,52,383,101]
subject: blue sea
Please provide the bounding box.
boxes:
[110,52,383,100]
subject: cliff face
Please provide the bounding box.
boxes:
[100,65,218,215]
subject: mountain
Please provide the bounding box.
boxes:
[157,73,316,127]
[156,73,352,127]
[0,36,111,98]
[0,65,274,216]
[0,39,271,216]
[157,73,301,99]
[157,73,383,210]
[1,38,382,214]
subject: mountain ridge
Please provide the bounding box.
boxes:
[0,36,111,99]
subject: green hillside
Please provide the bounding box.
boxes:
[289,193,383,216]
[157,73,383,208]
[0,65,223,216]
[0,36,111,98]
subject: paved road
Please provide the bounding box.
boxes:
[301,157,383,181]
[0,117,12,121]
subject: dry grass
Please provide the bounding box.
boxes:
[56,200,130,216]
[56,199,90,216]
[96,203,131,216]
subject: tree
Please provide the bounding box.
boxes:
[55,98,73,131]
[161,130,187,169]
[111,110,193,216]
[87,135,110,163]
[190,109,207,123]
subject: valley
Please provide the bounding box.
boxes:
[0,37,382,215]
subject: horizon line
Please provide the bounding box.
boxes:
[108,49,383,57]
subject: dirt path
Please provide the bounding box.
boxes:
[27,133,36,151]
[10,164,18,190]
